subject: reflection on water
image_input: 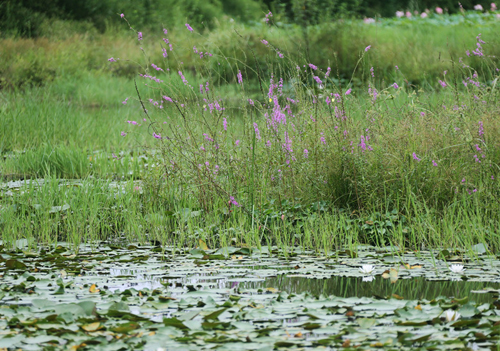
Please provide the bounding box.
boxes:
[244,275,500,303]
[107,269,500,304]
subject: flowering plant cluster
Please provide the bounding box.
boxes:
[112,12,500,221]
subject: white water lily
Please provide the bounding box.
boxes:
[359,265,375,274]
[362,276,375,282]
[444,309,461,322]
[449,264,465,274]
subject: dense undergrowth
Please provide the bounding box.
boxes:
[1,12,500,253]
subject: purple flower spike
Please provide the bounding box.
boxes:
[185,23,193,32]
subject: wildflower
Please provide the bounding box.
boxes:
[264,11,273,23]
[253,123,261,140]
[421,12,428,18]
[439,80,447,88]
[364,18,375,24]
[122,97,128,105]
[229,196,241,207]
[313,76,322,85]
[153,132,161,139]
[444,310,461,322]
[370,67,375,78]
[478,121,484,137]
[235,140,240,146]
[138,32,143,41]
[185,23,193,32]
[449,264,465,274]
[436,7,443,14]
[474,4,484,11]
[406,11,412,18]
[396,11,404,18]
[359,265,375,274]
[432,160,438,167]
[120,13,124,18]
[492,3,497,11]
[393,82,399,89]
[412,152,421,161]
[261,39,268,45]
[365,45,371,52]
[163,96,173,102]
[237,70,243,84]
[108,57,117,62]
[121,132,127,137]
[309,63,318,70]
[345,88,352,95]
[248,99,254,105]
[304,149,309,158]
[223,118,227,131]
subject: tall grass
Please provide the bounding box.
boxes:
[1,14,500,252]
[116,14,500,250]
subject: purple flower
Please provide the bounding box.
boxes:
[122,97,128,105]
[309,63,318,70]
[261,39,268,45]
[345,88,352,95]
[185,23,193,32]
[121,132,127,137]
[313,76,323,85]
[120,13,124,18]
[235,140,240,146]
[253,123,261,140]
[223,118,227,131]
[365,45,371,52]
[138,32,143,41]
[325,67,331,78]
[439,80,447,88]
[153,132,161,139]
[412,152,421,161]
[108,57,117,62]
[393,83,399,89]
[432,160,438,167]
[163,96,173,102]
[304,149,309,158]
[478,121,484,137]
[237,70,243,84]
[229,196,241,207]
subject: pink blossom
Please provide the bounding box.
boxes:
[421,12,428,18]
[120,13,124,18]
[436,7,443,14]
[185,23,193,32]
[365,45,371,52]
[406,11,412,18]
[474,4,484,11]
[396,11,404,17]
[492,3,497,11]
[364,18,375,24]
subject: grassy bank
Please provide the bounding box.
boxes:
[1,14,500,253]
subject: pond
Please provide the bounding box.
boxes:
[1,243,499,350]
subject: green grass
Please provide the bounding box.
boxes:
[1,14,500,253]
